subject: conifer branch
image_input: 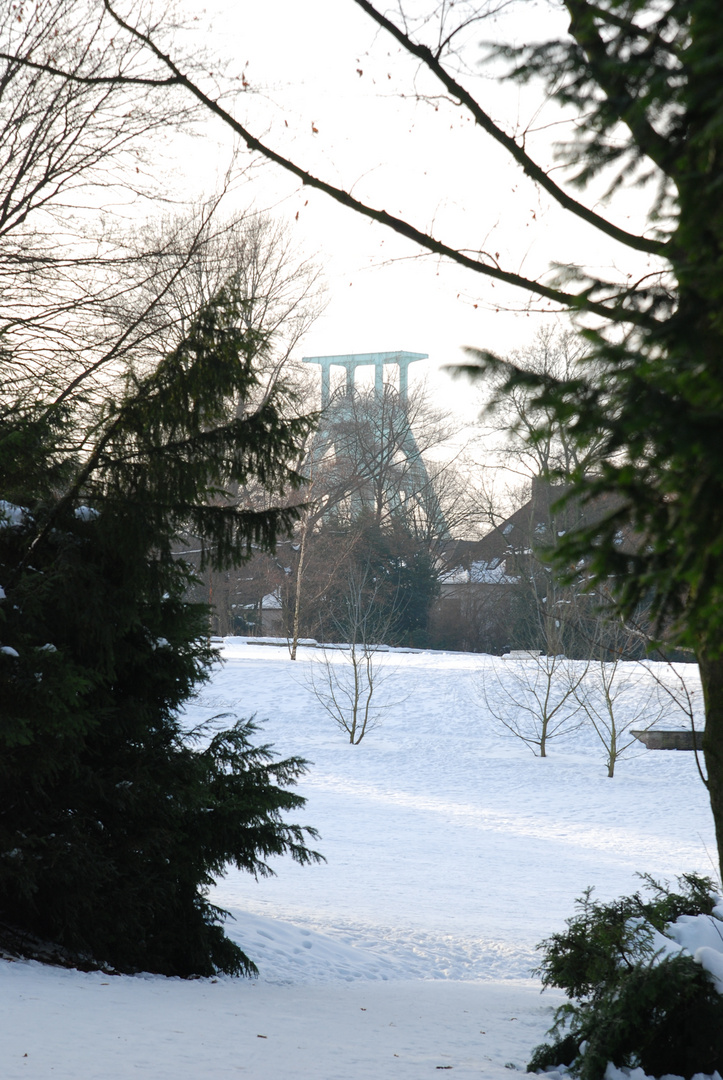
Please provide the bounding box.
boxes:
[564,0,677,174]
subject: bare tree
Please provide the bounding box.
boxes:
[0,0,201,408]
[481,651,587,757]
[575,657,666,778]
[285,480,366,660]
[481,326,611,482]
[305,565,402,744]
[284,520,368,649]
[124,210,324,388]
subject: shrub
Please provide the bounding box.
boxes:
[528,874,723,1080]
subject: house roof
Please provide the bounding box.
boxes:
[439,479,629,580]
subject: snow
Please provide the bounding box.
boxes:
[469,559,518,585]
[73,505,99,521]
[0,500,28,527]
[440,559,517,585]
[2,641,719,1080]
[667,904,723,994]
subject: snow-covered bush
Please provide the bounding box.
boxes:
[528,874,723,1079]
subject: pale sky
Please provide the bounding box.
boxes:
[167,0,660,413]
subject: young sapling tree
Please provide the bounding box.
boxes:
[575,657,667,777]
[482,650,587,757]
[305,565,402,744]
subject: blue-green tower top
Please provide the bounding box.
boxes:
[301,351,428,407]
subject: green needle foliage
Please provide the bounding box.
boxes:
[451,0,723,875]
[528,874,723,1079]
[459,0,723,656]
[0,288,322,977]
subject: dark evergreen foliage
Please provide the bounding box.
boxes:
[449,0,723,876]
[354,516,439,648]
[528,874,723,1079]
[310,513,440,648]
[0,291,322,976]
[459,1,723,658]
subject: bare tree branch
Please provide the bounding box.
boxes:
[0,0,664,330]
[353,0,666,257]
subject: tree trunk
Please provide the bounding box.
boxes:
[289,514,309,661]
[698,652,723,878]
[539,719,547,758]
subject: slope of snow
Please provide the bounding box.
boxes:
[2,641,717,1079]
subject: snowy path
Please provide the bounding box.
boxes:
[1,959,563,1079]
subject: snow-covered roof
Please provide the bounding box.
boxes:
[469,559,518,585]
[440,559,518,586]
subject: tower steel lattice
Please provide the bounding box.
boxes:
[301,351,449,537]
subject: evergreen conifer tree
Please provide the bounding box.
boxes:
[0,287,322,977]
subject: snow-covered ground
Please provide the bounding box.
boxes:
[2,641,718,1079]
